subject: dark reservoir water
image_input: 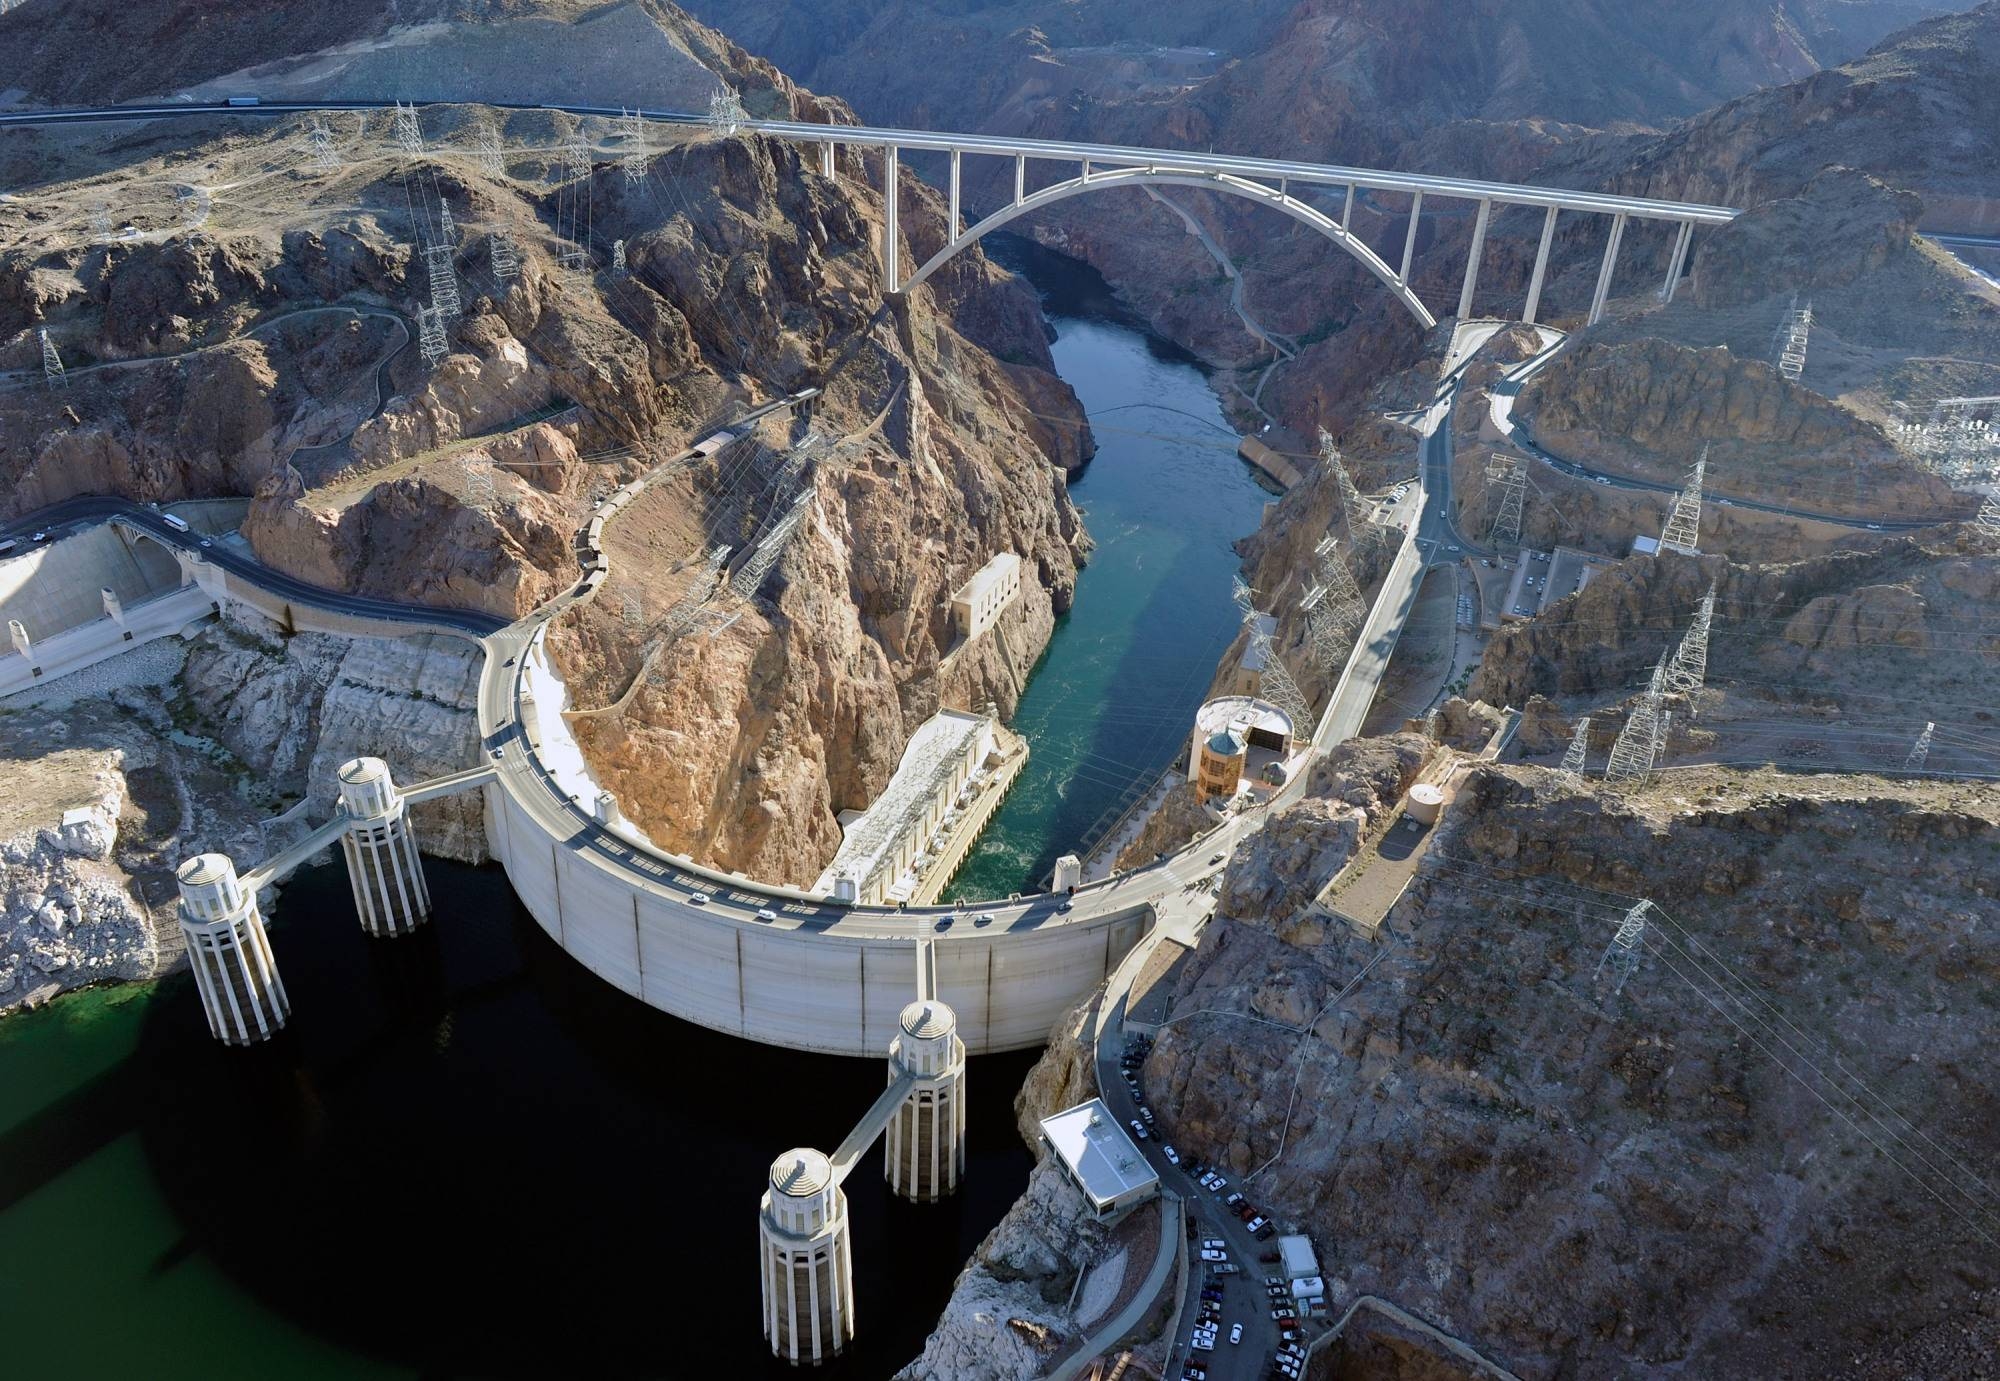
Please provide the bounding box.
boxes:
[949,235,1274,900]
[0,241,1265,1378]
[0,859,1040,1379]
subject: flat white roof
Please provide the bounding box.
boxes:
[951,551,1021,606]
[1278,1233,1319,1279]
[1195,694,1294,742]
[1039,1098,1159,1209]
[817,710,989,897]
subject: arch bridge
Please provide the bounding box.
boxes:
[748,117,1740,329]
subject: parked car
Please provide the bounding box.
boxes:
[1129,1120,1150,1141]
[1162,1144,1181,1165]
[1229,1323,1244,1345]
[1224,1192,1245,1207]
[1199,1249,1228,1263]
[689,892,711,906]
[1246,1216,1270,1233]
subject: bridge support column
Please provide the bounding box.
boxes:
[1341,183,1355,232]
[1523,206,1560,325]
[337,756,431,938]
[1660,219,1694,302]
[760,1149,854,1365]
[883,146,899,293]
[1587,211,1628,326]
[1399,190,1423,282]
[1014,153,1025,206]
[884,999,967,1202]
[176,853,290,1045]
[948,148,961,236]
[819,141,834,180]
[1457,198,1491,320]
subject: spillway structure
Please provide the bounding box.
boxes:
[175,852,291,1045]
[336,755,432,938]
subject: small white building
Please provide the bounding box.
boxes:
[1039,1098,1160,1220]
[1277,1233,1320,1282]
[1629,534,1661,557]
[950,552,1023,642]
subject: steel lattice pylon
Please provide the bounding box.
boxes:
[1775,297,1812,382]
[1604,653,1669,785]
[307,117,339,171]
[619,108,651,182]
[393,102,424,158]
[38,329,66,390]
[1593,901,1652,996]
[1560,717,1591,777]
[415,304,449,367]
[489,233,519,287]
[1319,428,1383,552]
[708,87,748,138]
[423,242,460,320]
[1300,536,1366,670]
[474,128,506,179]
[1658,448,1706,555]
[1665,581,1716,700]
[1905,722,1934,772]
[1235,578,1311,728]
[1486,452,1527,548]
[1977,495,2000,534]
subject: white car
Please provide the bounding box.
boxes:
[1162,1144,1180,1165]
[1207,1174,1230,1192]
[1198,1249,1227,1263]
[1129,1119,1150,1141]
[1229,1323,1243,1345]
[689,892,711,906]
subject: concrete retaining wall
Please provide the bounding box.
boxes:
[481,779,1151,1057]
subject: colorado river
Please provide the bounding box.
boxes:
[949,236,1274,900]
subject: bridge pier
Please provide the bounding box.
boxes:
[819,141,833,180]
[884,999,966,1202]
[176,853,291,1045]
[883,146,899,292]
[759,1148,854,1365]
[1660,220,1694,303]
[337,756,431,938]
[1458,198,1491,320]
[1524,206,1560,325]
[1587,211,1629,326]
[1400,191,1422,281]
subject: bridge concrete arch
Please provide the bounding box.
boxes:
[898,166,1440,331]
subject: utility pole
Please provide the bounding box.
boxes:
[39,329,66,389]
[1559,717,1591,777]
[1658,448,1706,556]
[1486,452,1527,548]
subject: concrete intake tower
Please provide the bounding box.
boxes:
[337,756,431,938]
[175,853,291,1045]
[758,1148,854,1365]
[885,998,966,1202]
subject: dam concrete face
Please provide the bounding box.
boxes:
[480,782,1150,1058]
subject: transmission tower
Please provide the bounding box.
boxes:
[1318,427,1383,552]
[612,238,627,273]
[1905,722,1934,772]
[619,108,651,182]
[461,459,496,508]
[1658,448,1706,556]
[1560,717,1591,777]
[438,202,457,248]
[1604,653,1669,786]
[1486,452,1528,548]
[707,86,748,137]
[489,233,519,288]
[1234,578,1312,727]
[393,102,425,158]
[423,242,461,320]
[1593,901,1651,996]
[1664,582,1716,700]
[38,329,66,389]
[1775,297,1812,382]
[415,304,449,368]
[88,202,113,240]
[307,117,339,171]
[1300,536,1366,669]
[474,128,506,179]
[1980,496,2000,534]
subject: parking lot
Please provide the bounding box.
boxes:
[1094,1030,1317,1381]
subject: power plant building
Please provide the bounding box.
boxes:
[816,709,1027,905]
[950,552,1022,642]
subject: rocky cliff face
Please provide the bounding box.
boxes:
[1515,336,1954,516]
[1142,761,2000,1378]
